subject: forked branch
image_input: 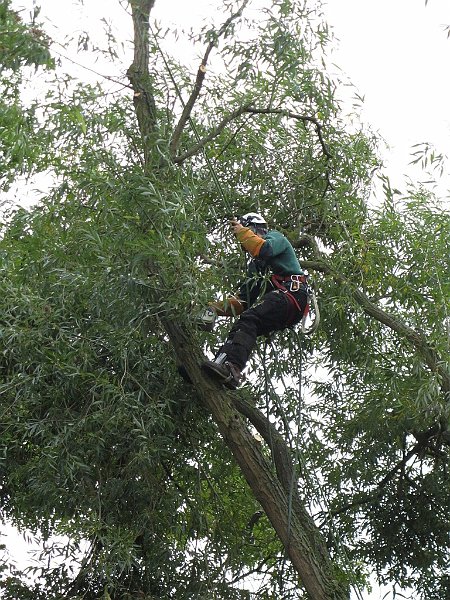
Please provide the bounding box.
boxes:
[173,105,331,164]
[169,0,250,158]
[173,103,253,163]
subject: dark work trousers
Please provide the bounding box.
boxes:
[216,288,308,370]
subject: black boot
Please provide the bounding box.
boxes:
[202,355,242,389]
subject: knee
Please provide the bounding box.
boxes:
[236,308,260,332]
[232,329,256,352]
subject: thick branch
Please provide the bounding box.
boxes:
[169,0,249,158]
[232,394,320,549]
[349,281,448,394]
[233,395,298,493]
[127,0,157,164]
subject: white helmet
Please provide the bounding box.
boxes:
[239,212,267,228]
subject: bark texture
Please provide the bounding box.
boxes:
[164,320,349,600]
[127,0,157,166]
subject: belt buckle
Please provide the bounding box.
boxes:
[290,275,301,292]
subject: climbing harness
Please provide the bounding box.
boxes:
[196,274,321,336]
[270,273,320,334]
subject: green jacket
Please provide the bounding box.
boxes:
[238,230,303,306]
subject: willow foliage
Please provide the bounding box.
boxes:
[0,0,449,598]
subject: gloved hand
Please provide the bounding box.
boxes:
[231,220,265,257]
[209,296,245,317]
[230,218,244,234]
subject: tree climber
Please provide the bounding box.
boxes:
[202,213,309,389]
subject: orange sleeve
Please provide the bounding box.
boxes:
[210,296,245,317]
[235,227,265,257]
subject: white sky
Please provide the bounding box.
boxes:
[325,0,450,195]
[3,1,450,598]
[11,0,450,201]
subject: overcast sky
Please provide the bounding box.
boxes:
[326,0,450,196]
[10,0,450,198]
[3,1,450,598]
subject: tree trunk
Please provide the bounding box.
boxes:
[127,1,349,597]
[127,0,157,166]
[164,321,348,600]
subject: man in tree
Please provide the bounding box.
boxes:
[203,212,308,388]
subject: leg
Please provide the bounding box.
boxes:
[218,291,290,368]
[203,291,290,387]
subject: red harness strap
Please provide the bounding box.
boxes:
[270,274,309,320]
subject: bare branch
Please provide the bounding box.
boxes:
[173,103,253,164]
[52,43,133,90]
[169,0,250,158]
[243,107,332,160]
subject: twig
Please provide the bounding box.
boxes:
[52,43,133,89]
[169,0,250,158]
[243,107,332,160]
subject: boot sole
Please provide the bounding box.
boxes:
[202,362,239,389]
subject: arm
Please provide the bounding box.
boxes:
[231,220,288,260]
[210,295,245,317]
[235,227,265,257]
[230,218,265,258]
